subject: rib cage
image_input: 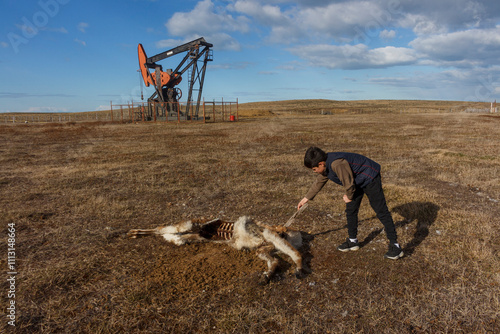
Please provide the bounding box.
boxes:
[216,222,234,240]
[197,219,235,241]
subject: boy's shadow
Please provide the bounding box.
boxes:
[312,202,440,257]
[361,202,440,256]
[393,202,440,256]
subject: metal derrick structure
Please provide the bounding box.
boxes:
[138,37,213,121]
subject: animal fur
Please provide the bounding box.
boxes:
[127,216,307,284]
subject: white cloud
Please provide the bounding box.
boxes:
[14,25,67,36]
[159,1,500,74]
[396,0,497,35]
[398,13,448,35]
[1,42,8,48]
[165,0,249,50]
[258,71,278,75]
[380,29,396,40]
[225,1,500,43]
[276,61,303,71]
[157,33,240,52]
[230,0,404,43]
[78,22,89,33]
[231,0,289,25]
[368,66,500,101]
[74,39,86,46]
[289,44,417,70]
[206,33,241,51]
[24,107,69,113]
[209,61,253,70]
[300,1,389,37]
[226,1,500,71]
[267,24,305,44]
[95,105,110,111]
[410,27,500,66]
[155,38,183,49]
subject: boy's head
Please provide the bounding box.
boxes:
[304,147,327,169]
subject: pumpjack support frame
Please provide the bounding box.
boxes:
[138,37,213,120]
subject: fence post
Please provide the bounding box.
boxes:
[163,103,167,123]
[203,98,206,123]
[110,101,113,122]
[153,102,157,122]
[177,102,180,123]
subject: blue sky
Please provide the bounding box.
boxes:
[1,0,500,113]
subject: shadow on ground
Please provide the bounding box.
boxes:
[313,202,440,257]
[393,202,440,256]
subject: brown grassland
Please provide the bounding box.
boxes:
[1,101,499,333]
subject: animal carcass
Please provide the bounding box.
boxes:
[128,216,307,284]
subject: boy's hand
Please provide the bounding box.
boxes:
[297,197,309,210]
[343,194,352,203]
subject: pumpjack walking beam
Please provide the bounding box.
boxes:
[138,37,213,120]
[186,45,212,117]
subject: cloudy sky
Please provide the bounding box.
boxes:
[1,0,499,112]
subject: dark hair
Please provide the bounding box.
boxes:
[304,146,327,168]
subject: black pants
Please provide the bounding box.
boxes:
[345,175,398,244]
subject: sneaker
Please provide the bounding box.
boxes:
[337,238,360,252]
[384,244,404,260]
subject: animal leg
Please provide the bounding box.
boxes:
[262,229,306,279]
[256,244,279,284]
[127,228,158,238]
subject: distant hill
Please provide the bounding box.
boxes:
[2,99,493,121]
[237,99,491,117]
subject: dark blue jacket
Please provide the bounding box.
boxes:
[325,152,380,188]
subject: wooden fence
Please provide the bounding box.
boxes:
[2,99,238,124]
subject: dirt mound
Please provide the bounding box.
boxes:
[130,242,268,298]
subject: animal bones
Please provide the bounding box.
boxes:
[128,216,307,284]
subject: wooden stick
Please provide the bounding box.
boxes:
[284,202,309,227]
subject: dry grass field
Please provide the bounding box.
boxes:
[1,99,491,123]
[0,105,499,333]
[238,99,491,117]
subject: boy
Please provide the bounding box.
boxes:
[297,147,403,259]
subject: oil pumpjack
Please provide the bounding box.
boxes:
[137,37,213,120]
